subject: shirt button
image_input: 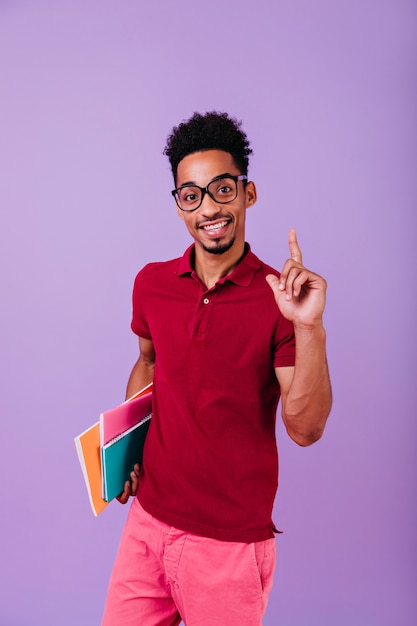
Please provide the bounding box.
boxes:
[203,298,210,305]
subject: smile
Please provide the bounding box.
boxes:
[201,220,230,232]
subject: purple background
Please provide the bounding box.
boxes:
[1,1,416,624]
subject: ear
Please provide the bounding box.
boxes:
[245,181,257,208]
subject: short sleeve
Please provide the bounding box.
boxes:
[273,310,296,368]
[130,268,152,339]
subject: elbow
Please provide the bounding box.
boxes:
[283,411,329,447]
[282,396,332,447]
[288,427,324,447]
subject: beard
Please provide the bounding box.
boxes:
[202,237,235,255]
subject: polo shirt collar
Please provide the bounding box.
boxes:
[175,243,261,287]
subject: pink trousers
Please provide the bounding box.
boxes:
[102,498,276,626]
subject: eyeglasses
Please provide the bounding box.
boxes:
[171,173,247,212]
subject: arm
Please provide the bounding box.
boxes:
[267,229,332,447]
[125,336,156,399]
[275,326,331,446]
[117,336,156,503]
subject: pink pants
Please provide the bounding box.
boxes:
[102,498,276,626]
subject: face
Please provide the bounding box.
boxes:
[175,150,257,257]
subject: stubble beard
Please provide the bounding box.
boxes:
[202,237,235,255]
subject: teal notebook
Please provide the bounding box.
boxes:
[101,414,151,502]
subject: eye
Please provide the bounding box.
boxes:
[210,177,235,199]
[218,184,232,194]
[179,186,200,204]
[183,192,200,205]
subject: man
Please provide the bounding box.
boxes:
[102,111,332,626]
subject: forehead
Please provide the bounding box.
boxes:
[176,150,239,186]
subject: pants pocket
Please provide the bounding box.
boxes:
[253,538,276,594]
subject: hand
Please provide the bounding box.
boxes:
[266,229,327,328]
[116,463,140,504]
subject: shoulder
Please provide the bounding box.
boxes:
[246,248,281,281]
[258,260,281,280]
[134,256,182,284]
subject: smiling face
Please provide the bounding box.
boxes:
[175,149,257,258]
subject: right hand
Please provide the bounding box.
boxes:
[116,464,140,504]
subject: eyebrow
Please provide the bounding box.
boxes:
[177,172,235,189]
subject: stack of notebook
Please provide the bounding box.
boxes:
[74,383,153,515]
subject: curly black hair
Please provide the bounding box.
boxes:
[164,111,252,182]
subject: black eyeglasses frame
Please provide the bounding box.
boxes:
[171,173,247,212]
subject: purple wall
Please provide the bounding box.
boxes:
[1,1,416,624]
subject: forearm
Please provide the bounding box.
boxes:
[282,324,332,446]
[125,355,155,400]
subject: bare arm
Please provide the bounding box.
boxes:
[267,229,332,447]
[275,326,331,446]
[117,336,156,503]
[125,336,156,399]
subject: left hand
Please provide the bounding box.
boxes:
[116,463,141,504]
[266,228,327,328]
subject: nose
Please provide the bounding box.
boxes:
[199,190,221,216]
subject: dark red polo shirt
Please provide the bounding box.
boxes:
[131,244,295,542]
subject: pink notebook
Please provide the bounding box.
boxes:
[100,383,153,446]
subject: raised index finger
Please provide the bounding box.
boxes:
[288,228,302,264]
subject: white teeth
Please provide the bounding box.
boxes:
[203,221,228,231]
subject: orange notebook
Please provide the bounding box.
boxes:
[74,422,109,516]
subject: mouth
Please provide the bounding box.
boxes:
[198,218,231,238]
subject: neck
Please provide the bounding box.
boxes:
[194,241,246,290]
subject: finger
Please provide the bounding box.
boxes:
[133,463,141,476]
[130,469,139,496]
[283,266,299,299]
[284,267,309,300]
[291,269,310,298]
[265,274,281,304]
[288,228,302,265]
[116,480,131,504]
[278,258,301,292]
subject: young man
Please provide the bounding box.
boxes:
[102,112,332,626]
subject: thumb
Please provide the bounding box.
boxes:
[265,274,281,304]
